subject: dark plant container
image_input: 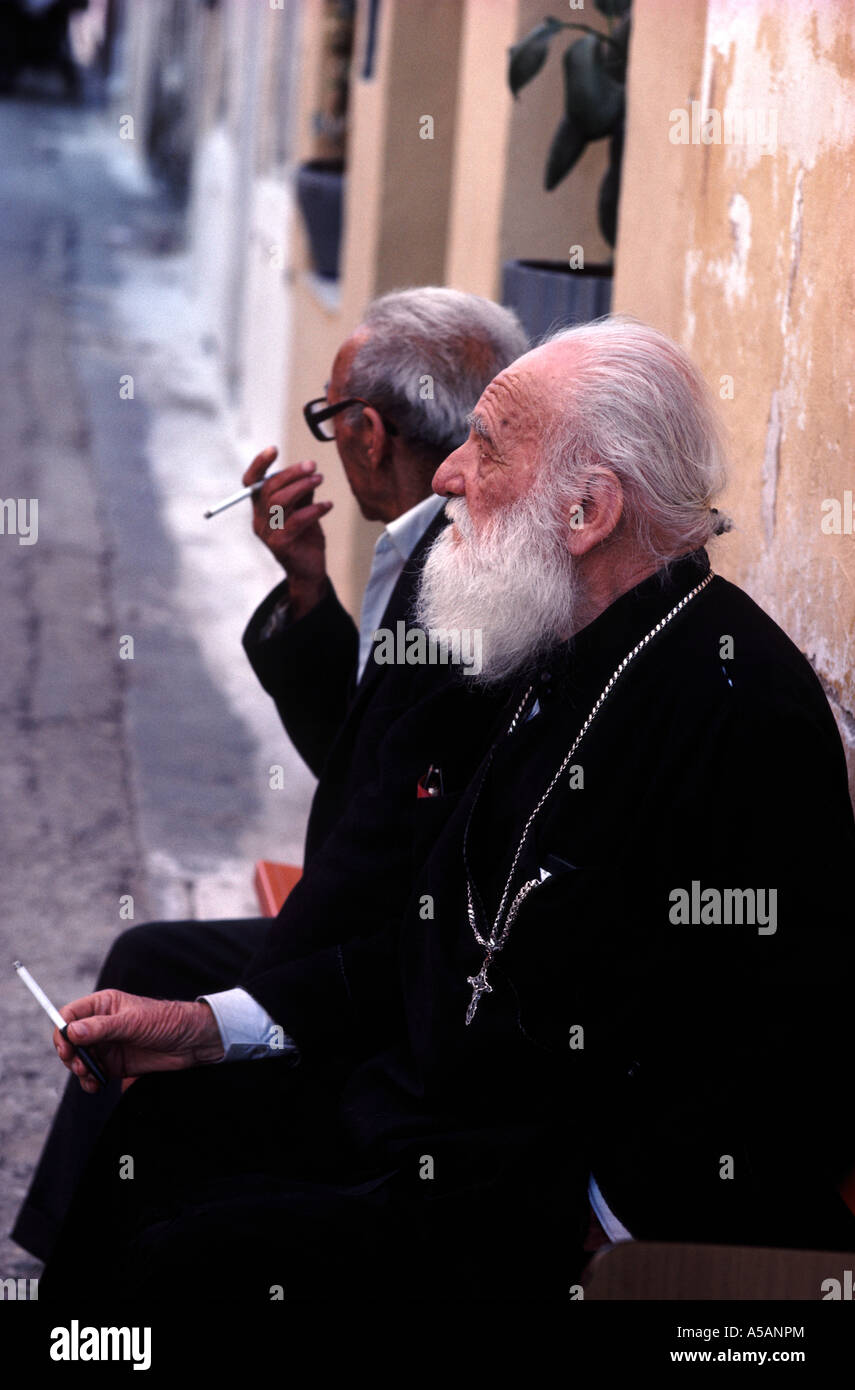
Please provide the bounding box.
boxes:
[502,259,613,344]
[295,159,345,279]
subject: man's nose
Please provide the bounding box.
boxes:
[431,446,465,498]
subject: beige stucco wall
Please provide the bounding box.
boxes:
[445,0,519,297]
[615,0,855,796]
[374,0,464,293]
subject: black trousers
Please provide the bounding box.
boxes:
[39,1047,409,1302]
[21,921,591,1300]
[12,917,270,1262]
[39,1048,588,1303]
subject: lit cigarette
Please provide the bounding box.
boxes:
[14,960,108,1087]
[14,961,66,1030]
[203,479,265,519]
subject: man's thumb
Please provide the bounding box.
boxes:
[68,1015,118,1045]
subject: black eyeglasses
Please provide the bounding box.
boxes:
[303,395,399,442]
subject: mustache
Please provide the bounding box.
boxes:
[443,497,475,539]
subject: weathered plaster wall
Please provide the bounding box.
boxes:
[375,0,463,293]
[615,0,855,796]
[445,0,520,297]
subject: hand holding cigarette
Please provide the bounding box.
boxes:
[241,444,333,619]
[52,989,225,1094]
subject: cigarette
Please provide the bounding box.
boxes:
[203,479,265,519]
[14,961,66,1029]
[14,961,108,1087]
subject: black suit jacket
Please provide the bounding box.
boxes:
[245,551,855,1277]
[243,509,450,858]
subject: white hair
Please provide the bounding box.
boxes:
[345,287,529,461]
[542,315,731,564]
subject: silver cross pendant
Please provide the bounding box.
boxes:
[465,955,493,1026]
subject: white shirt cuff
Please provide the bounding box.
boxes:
[588,1173,634,1243]
[199,987,299,1062]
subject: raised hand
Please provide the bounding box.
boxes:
[243,445,333,618]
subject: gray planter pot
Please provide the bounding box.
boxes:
[296,160,345,279]
[502,260,613,344]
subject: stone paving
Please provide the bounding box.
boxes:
[0,94,315,1282]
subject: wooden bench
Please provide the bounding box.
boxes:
[583,1240,853,1299]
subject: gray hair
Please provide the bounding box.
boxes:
[345,287,528,461]
[543,315,732,564]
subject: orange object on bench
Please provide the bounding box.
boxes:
[254,861,303,916]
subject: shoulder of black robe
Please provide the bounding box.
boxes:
[337,550,855,1254]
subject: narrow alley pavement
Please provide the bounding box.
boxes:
[0,92,316,1280]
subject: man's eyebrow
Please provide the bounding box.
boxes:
[466,411,496,449]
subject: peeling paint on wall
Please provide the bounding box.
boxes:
[761,388,780,547]
[705,0,855,175]
[615,0,855,799]
[727,191,751,303]
[780,164,803,337]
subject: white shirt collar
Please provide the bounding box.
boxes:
[381,493,445,561]
[356,493,446,683]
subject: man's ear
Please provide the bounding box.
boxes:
[356,405,390,470]
[565,467,624,557]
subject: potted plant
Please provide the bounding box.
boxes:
[501,0,631,342]
[296,158,346,280]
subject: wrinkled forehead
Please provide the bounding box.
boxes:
[474,364,548,448]
[475,339,583,442]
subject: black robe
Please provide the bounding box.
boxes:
[43,551,855,1301]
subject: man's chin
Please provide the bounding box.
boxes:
[458,637,548,690]
[459,662,515,689]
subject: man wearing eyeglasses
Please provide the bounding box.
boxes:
[239,288,528,824]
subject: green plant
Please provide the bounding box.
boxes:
[508,0,631,248]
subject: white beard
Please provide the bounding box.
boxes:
[414,492,583,686]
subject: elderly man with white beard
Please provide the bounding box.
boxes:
[43,317,855,1302]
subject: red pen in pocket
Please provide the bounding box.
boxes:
[417,765,444,799]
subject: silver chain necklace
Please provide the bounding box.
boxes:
[463,569,714,1025]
